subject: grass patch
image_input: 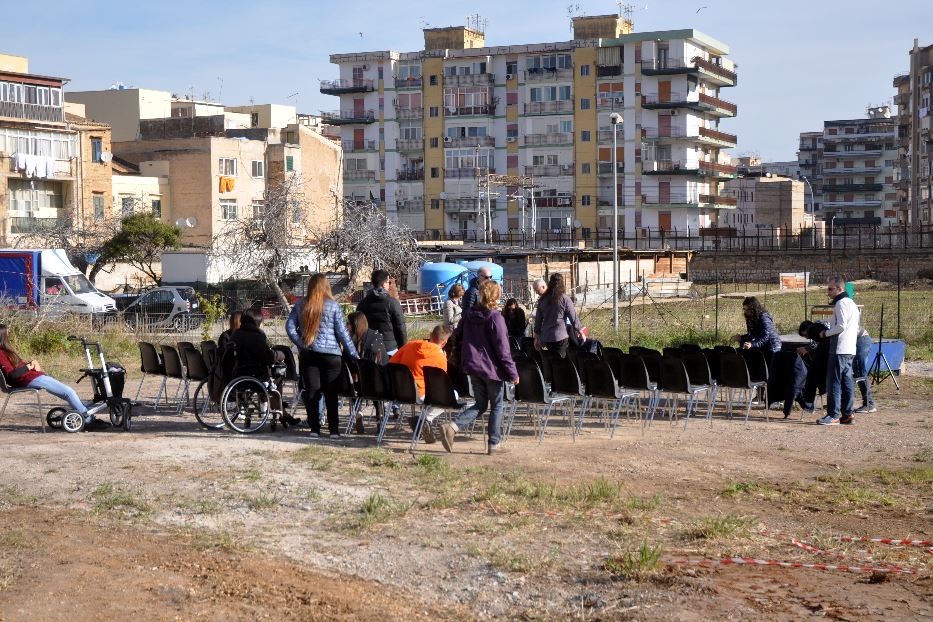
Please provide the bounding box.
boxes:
[243,490,281,511]
[0,485,39,508]
[242,468,262,482]
[722,481,758,497]
[193,499,222,515]
[90,483,151,515]
[191,530,248,553]
[625,494,663,511]
[354,493,408,530]
[911,447,932,464]
[605,538,664,581]
[292,446,336,470]
[0,530,33,550]
[871,466,933,486]
[478,475,624,513]
[684,514,751,541]
[363,449,400,469]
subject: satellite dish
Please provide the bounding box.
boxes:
[186,217,198,228]
[100,152,113,163]
[573,219,582,228]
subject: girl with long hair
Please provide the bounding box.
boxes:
[0,324,96,426]
[532,273,582,358]
[286,274,359,438]
[734,296,782,361]
[502,298,527,339]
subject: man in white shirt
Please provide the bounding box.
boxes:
[818,276,860,425]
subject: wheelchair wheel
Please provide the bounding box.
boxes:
[123,402,133,432]
[193,379,225,430]
[109,403,125,427]
[46,407,66,430]
[220,377,271,434]
[61,412,85,433]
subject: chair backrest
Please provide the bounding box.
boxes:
[514,359,549,404]
[386,362,420,405]
[183,347,210,382]
[271,345,299,381]
[679,343,703,352]
[740,349,769,383]
[356,359,392,401]
[640,354,662,385]
[660,355,691,393]
[572,350,600,373]
[681,351,713,387]
[715,345,738,354]
[160,344,184,379]
[547,353,583,396]
[423,366,460,409]
[582,359,621,399]
[177,341,195,355]
[663,346,684,358]
[719,352,752,389]
[138,342,163,375]
[702,348,722,383]
[335,360,359,398]
[200,340,217,361]
[631,346,662,358]
[603,348,625,382]
[518,336,537,358]
[618,354,652,391]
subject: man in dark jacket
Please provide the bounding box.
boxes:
[356,269,407,354]
[460,266,492,315]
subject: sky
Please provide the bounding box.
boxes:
[5,0,931,161]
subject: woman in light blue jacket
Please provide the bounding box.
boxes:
[286,274,358,438]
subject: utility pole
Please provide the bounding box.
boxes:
[610,112,623,333]
[475,145,483,242]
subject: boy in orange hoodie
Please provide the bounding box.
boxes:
[390,325,452,442]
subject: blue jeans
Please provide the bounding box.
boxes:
[453,375,505,446]
[27,375,87,414]
[826,354,855,417]
[853,335,875,408]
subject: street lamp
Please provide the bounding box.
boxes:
[800,175,816,247]
[610,112,623,333]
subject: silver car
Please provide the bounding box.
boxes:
[122,286,203,332]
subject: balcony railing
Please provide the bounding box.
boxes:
[697,93,738,116]
[643,159,737,177]
[396,138,424,151]
[524,67,574,82]
[596,64,622,77]
[597,96,624,111]
[0,101,65,123]
[691,57,738,84]
[822,150,883,159]
[824,200,883,208]
[342,139,377,152]
[9,215,66,234]
[395,107,423,120]
[322,109,376,124]
[445,136,495,148]
[394,76,422,89]
[445,198,481,212]
[344,169,376,182]
[445,168,493,179]
[524,164,575,177]
[699,194,737,206]
[524,100,573,115]
[524,133,573,146]
[396,197,424,211]
[597,162,625,176]
[822,183,884,192]
[699,161,738,177]
[447,104,495,117]
[698,126,738,145]
[443,73,495,87]
[5,155,75,178]
[319,79,375,94]
[533,194,574,208]
[397,169,425,181]
[822,167,883,175]
[641,192,701,207]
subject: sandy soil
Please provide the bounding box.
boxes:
[0,374,930,621]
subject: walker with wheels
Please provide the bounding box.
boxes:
[46,335,132,433]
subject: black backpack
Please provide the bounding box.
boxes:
[360,330,388,365]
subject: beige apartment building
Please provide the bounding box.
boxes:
[722,174,806,232]
[69,88,343,247]
[893,40,933,226]
[321,14,738,238]
[0,53,114,245]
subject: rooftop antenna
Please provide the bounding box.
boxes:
[186,84,195,100]
[465,13,487,34]
[618,1,635,25]
[566,4,584,31]
[217,76,224,102]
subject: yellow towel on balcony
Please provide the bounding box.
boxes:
[219,176,235,192]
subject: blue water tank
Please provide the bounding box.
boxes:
[419,262,468,298]
[458,260,504,284]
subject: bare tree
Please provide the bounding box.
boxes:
[213,174,316,311]
[13,214,121,283]
[314,200,424,288]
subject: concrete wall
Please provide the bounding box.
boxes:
[0,54,28,73]
[112,173,170,218]
[67,89,172,142]
[74,121,114,224]
[226,104,297,129]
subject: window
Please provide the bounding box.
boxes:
[218,157,237,176]
[93,194,104,219]
[429,75,437,86]
[252,200,264,218]
[292,201,302,224]
[285,155,294,172]
[430,167,439,178]
[581,163,591,174]
[220,198,238,220]
[430,199,440,210]
[91,137,102,163]
[580,64,590,76]
[546,154,558,165]
[377,67,384,80]
[506,92,518,106]
[579,98,591,110]
[581,130,591,142]
[251,160,264,177]
[121,197,134,215]
[581,195,591,205]
[506,61,517,75]
[430,137,439,148]
[506,124,518,139]
[250,112,260,127]
[151,199,161,218]
[378,97,384,111]
[429,106,439,117]
[560,120,573,133]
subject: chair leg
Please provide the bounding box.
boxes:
[0,393,10,425]
[410,405,428,452]
[743,389,754,428]
[375,401,391,445]
[36,391,44,433]
[174,379,190,416]
[705,386,717,426]
[134,373,147,402]
[538,403,554,444]
[153,376,167,409]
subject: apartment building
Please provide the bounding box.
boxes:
[722,173,806,232]
[893,40,933,226]
[797,107,899,226]
[321,14,738,238]
[0,53,114,245]
[70,88,343,247]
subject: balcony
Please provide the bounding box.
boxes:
[822,167,883,176]
[445,198,480,212]
[643,159,737,179]
[822,183,883,192]
[342,139,378,153]
[597,162,625,176]
[698,126,738,147]
[395,76,422,89]
[443,73,495,87]
[824,199,883,208]
[596,64,622,78]
[533,194,574,208]
[524,133,573,146]
[641,192,701,208]
[344,169,376,183]
[823,131,894,142]
[395,107,423,120]
[640,58,696,76]
[524,164,575,177]
[397,169,425,181]
[697,93,738,117]
[523,100,573,115]
[9,215,66,234]
[445,136,495,148]
[597,96,624,111]
[692,57,738,86]
[447,104,495,117]
[0,101,65,123]
[396,197,424,211]
[799,143,820,151]
[396,138,424,152]
[822,150,883,159]
[699,193,737,207]
[5,156,76,178]
[445,168,490,179]
[322,109,376,125]
[319,79,376,95]
[524,67,574,82]
[598,129,618,143]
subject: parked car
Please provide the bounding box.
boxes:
[122,286,202,332]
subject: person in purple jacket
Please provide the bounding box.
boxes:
[440,280,519,455]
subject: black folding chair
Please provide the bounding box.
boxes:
[411,366,466,451]
[740,348,771,408]
[544,353,585,441]
[617,354,659,430]
[504,359,573,444]
[159,344,186,414]
[656,355,715,430]
[272,345,301,406]
[385,363,421,445]
[580,358,639,438]
[337,360,363,435]
[356,359,393,443]
[135,342,164,405]
[0,373,44,432]
[719,352,768,427]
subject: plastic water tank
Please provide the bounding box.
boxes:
[458,260,504,283]
[419,262,468,298]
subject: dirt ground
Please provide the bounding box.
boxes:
[0,374,931,621]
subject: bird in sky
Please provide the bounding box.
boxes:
[696,6,708,13]
[358,32,364,38]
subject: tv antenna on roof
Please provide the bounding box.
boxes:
[465,13,487,34]
[618,1,635,24]
[566,4,584,31]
